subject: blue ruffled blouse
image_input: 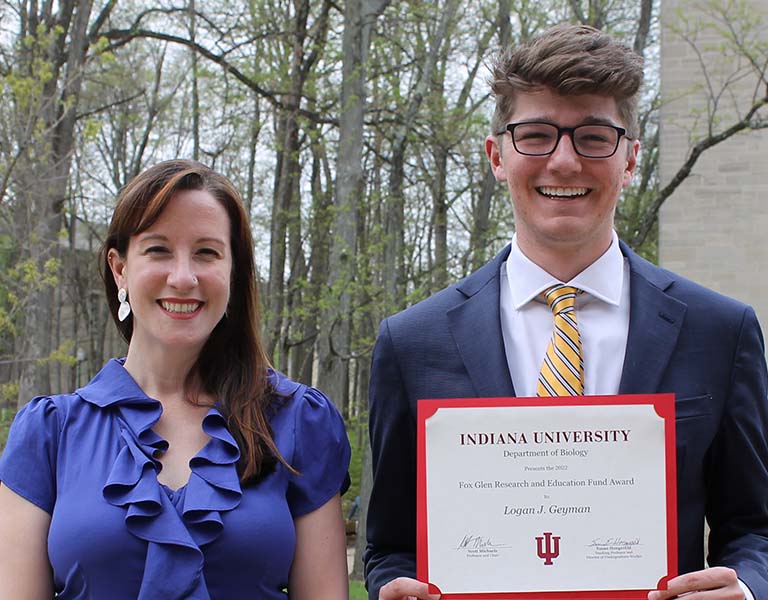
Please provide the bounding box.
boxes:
[0,359,351,599]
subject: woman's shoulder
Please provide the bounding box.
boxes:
[12,358,146,432]
[0,392,87,514]
[267,369,342,419]
[268,371,351,515]
[268,369,307,399]
[6,389,109,464]
[14,391,82,428]
[266,370,348,450]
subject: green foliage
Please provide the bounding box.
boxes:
[344,417,366,503]
[81,118,102,142]
[40,340,79,368]
[0,307,15,338]
[0,256,61,342]
[9,23,65,115]
[1,383,19,406]
[349,580,367,599]
[0,407,16,454]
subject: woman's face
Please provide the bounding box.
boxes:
[108,189,233,358]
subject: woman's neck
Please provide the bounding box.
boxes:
[122,344,201,404]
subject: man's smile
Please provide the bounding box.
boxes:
[536,186,591,198]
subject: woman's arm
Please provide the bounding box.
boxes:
[0,484,54,599]
[289,493,349,600]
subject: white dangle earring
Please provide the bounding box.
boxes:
[117,288,131,322]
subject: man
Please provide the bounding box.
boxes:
[364,24,768,600]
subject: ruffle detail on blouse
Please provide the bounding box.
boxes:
[79,360,242,600]
[102,397,206,600]
[178,409,242,546]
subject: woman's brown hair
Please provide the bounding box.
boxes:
[101,159,286,484]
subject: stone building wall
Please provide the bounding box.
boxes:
[659,0,768,331]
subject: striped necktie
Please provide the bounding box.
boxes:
[537,284,584,396]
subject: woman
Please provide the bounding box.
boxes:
[0,160,351,599]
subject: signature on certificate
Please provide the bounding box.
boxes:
[587,536,641,548]
[456,534,512,550]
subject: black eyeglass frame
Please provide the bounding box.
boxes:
[495,121,633,158]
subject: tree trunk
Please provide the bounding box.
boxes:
[384,0,460,309]
[189,0,200,160]
[352,433,373,580]
[470,0,513,272]
[245,92,261,217]
[265,5,305,366]
[470,167,497,271]
[296,130,332,385]
[265,0,330,370]
[315,0,388,407]
[16,0,107,406]
[432,144,449,291]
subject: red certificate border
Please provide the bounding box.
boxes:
[416,394,677,599]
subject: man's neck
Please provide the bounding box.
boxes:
[516,235,614,282]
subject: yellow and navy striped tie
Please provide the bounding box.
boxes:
[537,285,584,396]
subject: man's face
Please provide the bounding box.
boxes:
[486,88,639,264]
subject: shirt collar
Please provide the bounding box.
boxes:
[76,358,155,408]
[506,231,624,309]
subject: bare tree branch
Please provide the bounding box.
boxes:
[633,0,653,56]
[74,89,146,120]
[630,96,768,248]
[100,27,339,126]
[569,0,587,24]
[87,0,117,43]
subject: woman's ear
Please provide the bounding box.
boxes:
[107,248,127,289]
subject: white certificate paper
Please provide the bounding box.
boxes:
[416,395,677,599]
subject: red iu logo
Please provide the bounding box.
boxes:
[536,531,561,565]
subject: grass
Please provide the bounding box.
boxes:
[350,579,367,600]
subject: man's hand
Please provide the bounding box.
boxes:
[648,567,744,599]
[379,577,441,600]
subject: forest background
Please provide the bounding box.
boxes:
[0,0,766,585]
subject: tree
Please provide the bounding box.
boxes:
[315,0,390,409]
[0,0,117,407]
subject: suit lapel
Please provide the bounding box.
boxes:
[446,242,686,397]
[447,247,516,398]
[619,243,687,394]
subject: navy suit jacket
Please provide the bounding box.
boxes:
[364,242,768,599]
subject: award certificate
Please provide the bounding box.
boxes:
[416,394,677,599]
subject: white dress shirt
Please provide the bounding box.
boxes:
[500,231,630,397]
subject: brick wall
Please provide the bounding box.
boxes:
[659,0,768,331]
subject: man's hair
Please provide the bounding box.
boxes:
[490,24,644,138]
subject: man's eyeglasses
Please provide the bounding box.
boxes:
[496,122,632,158]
